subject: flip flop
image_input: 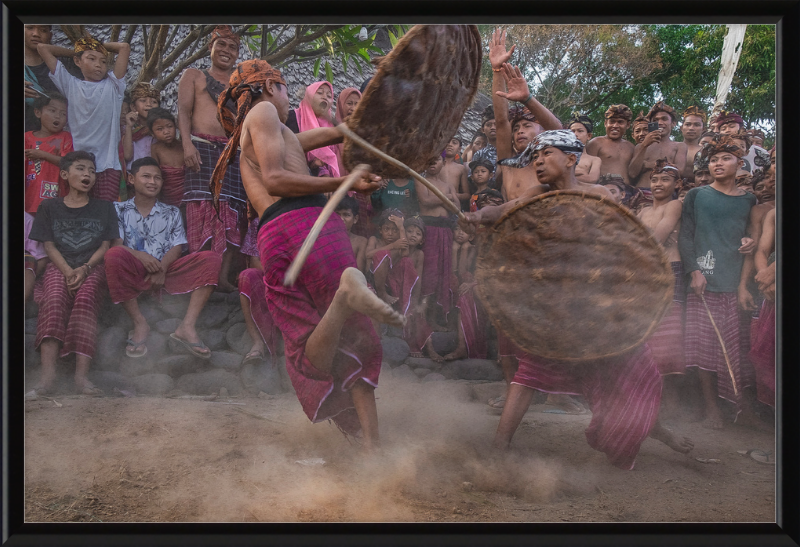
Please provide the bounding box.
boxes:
[487,395,507,409]
[170,333,212,359]
[25,385,53,400]
[125,331,148,358]
[738,449,775,465]
[241,348,265,366]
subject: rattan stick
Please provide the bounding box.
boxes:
[700,293,739,395]
[338,124,466,222]
[283,165,369,287]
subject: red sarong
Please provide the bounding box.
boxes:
[685,292,754,414]
[239,268,281,356]
[160,165,185,208]
[647,261,686,375]
[454,274,488,359]
[34,262,107,359]
[104,247,220,304]
[92,168,121,202]
[420,219,453,315]
[257,207,382,437]
[185,200,243,255]
[370,250,419,317]
[513,344,661,470]
[497,329,526,359]
[749,299,775,408]
[348,191,376,239]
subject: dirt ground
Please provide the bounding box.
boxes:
[24,373,775,523]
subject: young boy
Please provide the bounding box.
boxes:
[678,135,759,430]
[28,151,120,396]
[38,36,130,202]
[104,157,221,359]
[566,113,601,184]
[24,92,73,214]
[122,82,161,170]
[335,195,368,274]
[370,177,419,218]
[442,136,472,208]
[586,104,635,184]
[467,158,495,212]
[631,111,649,145]
[147,107,186,207]
[366,209,412,309]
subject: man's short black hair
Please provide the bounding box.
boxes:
[60,150,96,172]
[450,136,463,147]
[700,131,718,140]
[146,107,176,131]
[130,156,161,176]
[335,195,359,217]
[471,131,487,143]
[32,92,67,112]
[469,158,495,173]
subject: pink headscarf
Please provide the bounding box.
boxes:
[295,81,339,178]
[334,87,362,175]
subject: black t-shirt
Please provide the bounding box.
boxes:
[29,197,120,269]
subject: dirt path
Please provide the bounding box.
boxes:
[24,376,775,523]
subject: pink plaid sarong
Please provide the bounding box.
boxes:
[749,299,775,408]
[160,165,185,208]
[240,217,260,258]
[370,250,419,317]
[685,292,754,413]
[104,246,220,304]
[420,219,453,315]
[257,207,382,437]
[513,344,662,470]
[185,200,243,255]
[454,275,488,360]
[92,168,121,202]
[238,268,280,356]
[34,262,107,359]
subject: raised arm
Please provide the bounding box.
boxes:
[103,42,131,80]
[496,63,561,131]
[36,43,73,73]
[296,125,345,153]
[489,28,515,161]
[628,131,661,181]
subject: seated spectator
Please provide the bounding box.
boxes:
[335,196,368,274]
[25,211,48,304]
[28,151,120,396]
[147,107,185,207]
[104,157,220,359]
[25,92,72,215]
[122,82,161,171]
[366,209,413,309]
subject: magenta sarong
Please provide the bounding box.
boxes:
[160,165,185,208]
[370,250,419,317]
[749,299,775,408]
[454,273,487,359]
[647,262,686,376]
[420,217,453,315]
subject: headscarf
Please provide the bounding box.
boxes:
[693,147,711,173]
[604,104,632,121]
[404,215,426,235]
[335,87,361,124]
[295,81,339,178]
[682,105,707,125]
[509,105,535,128]
[210,59,286,213]
[481,105,495,126]
[74,37,108,56]
[499,129,583,169]
[715,110,744,129]
[565,112,594,134]
[700,134,746,161]
[632,111,648,128]
[651,158,680,179]
[208,25,240,51]
[647,100,677,123]
[129,82,160,103]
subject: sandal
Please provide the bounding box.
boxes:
[242,348,265,366]
[170,333,212,359]
[738,449,775,465]
[487,395,507,409]
[126,331,148,358]
[25,385,53,400]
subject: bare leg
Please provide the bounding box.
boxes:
[74,354,95,393]
[423,336,444,363]
[493,383,536,450]
[660,375,683,422]
[24,270,36,304]
[735,388,770,431]
[351,379,380,450]
[373,259,398,306]
[488,355,519,408]
[240,293,266,359]
[444,311,468,361]
[36,338,60,392]
[173,285,214,356]
[121,297,150,352]
[217,248,238,293]
[698,369,724,429]
[650,419,694,453]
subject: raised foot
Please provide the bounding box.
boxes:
[380,293,399,306]
[423,338,444,363]
[338,268,406,327]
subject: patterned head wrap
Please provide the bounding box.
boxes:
[715,110,744,129]
[647,100,677,123]
[693,147,711,173]
[74,37,108,56]
[682,105,707,125]
[474,188,504,210]
[700,134,746,161]
[210,60,286,213]
[129,82,160,103]
[604,104,632,121]
[745,128,765,141]
[632,111,648,127]
[208,25,240,51]
[500,129,583,169]
[565,112,594,134]
[403,215,426,235]
[509,105,536,128]
[481,105,495,126]
[651,158,680,180]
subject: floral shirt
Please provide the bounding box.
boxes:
[115,199,187,261]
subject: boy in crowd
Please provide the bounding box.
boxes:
[599,173,626,205]
[122,82,161,171]
[335,196,368,274]
[25,212,48,304]
[25,93,72,215]
[370,176,419,218]
[692,150,714,187]
[177,25,243,292]
[716,111,769,176]
[147,108,186,207]
[586,104,635,184]
[631,111,649,145]
[680,106,707,183]
[38,36,130,202]
[566,113,601,183]
[462,132,487,167]
[28,151,120,396]
[467,158,495,212]
[442,136,471,208]
[628,101,687,199]
[104,157,221,359]
[366,210,417,314]
[678,135,759,430]
[471,106,498,169]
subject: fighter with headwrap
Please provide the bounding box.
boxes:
[629,100,687,196]
[586,103,635,184]
[209,59,403,450]
[680,106,707,183]
[176,24,242,291]
[565,112,601,183]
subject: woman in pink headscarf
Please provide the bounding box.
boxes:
[295,81,339,177]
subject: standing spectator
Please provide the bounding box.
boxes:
[121,82,160,170]
[147,108,185,208]
[680,106,707,183]
[291,81,339,177]
[631,111,649,145]
[442,136,472,208]
[586,104,635,184]
[471,106,498,169]
[462,131,487,167]
[716,111,770,176]
[25,212,48,305]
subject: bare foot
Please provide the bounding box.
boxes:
[338,268,405,327]
[735,409,771,432]
[423,338,444,363]
[545,393,585,414]
[701,405,725,430]
[650,421,694,453]
[409,352,423,358]
[444,346,467,361]
[173,323,210,357]
[379,293,399,306]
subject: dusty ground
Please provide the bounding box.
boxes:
[24,374,775,523]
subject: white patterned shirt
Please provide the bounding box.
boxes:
[115,199,187,261]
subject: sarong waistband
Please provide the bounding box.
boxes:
[259,195,328,230]
[420,215,456,229]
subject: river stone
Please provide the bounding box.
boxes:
[227,309,245,325]
[155,318,181,335]
[226,290,241,305]
[240,362,284,395]
[119,355,155,377]
[225,323,254,356]
[131,373,175,396]
[210,351,243,373]
[198,305,229,329]
[430,331,458,355]
[385,325,404,338]
[422,372,446,382]
[95,326,127,370]
[443,359,503,381]
[176,369,243,395]
[405,357,441,370]
[381,337,410,366]
[25,318,38,335]
[391,364,419,382]
[88,370,136,394]
[159,294,190,317]
[146,331,168,360]
[201,329,227,351]
[413,367,432,378]
[139,302,167,325]
[153,354,204,377]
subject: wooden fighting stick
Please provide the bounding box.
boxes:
[700,293,738,395]
[283,128,466,287]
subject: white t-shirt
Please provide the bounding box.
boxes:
[125,135,155,171]
[50,61,125,172]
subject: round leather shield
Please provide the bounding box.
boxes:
[342,25,482,177]
[476,190,674,362]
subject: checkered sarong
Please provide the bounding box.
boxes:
[183,134,246,203]
[185,200,244,255]
[92,169,121,202]
[240,217,260,258]
[34,262,107,359]
[420,219,453,315]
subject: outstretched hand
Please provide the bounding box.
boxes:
[489,28,515,69]
[495,64,530,103]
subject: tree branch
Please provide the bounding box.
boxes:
[110,25,122,43]
[123,24,138,44]
[155,43,210,90]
